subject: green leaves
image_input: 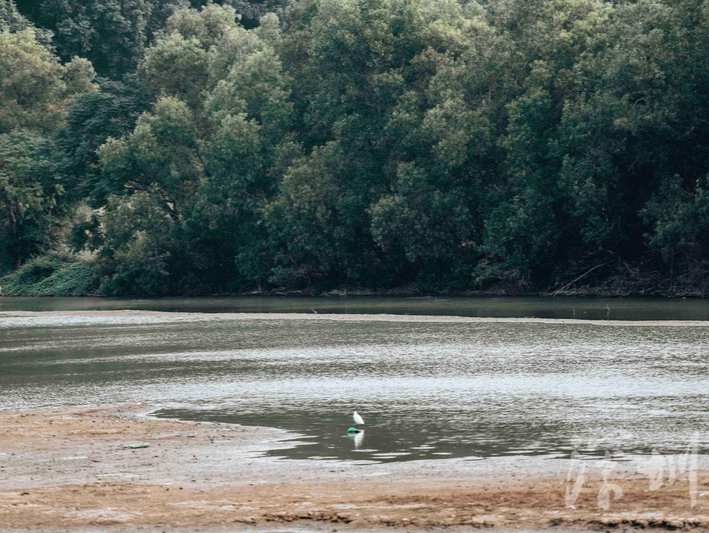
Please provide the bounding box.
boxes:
[5,0,709,295]
[99,190,176,295]
[0,28,96,135]
[98,96,203,209]
[22,0,190,77]
[0,131,57,269]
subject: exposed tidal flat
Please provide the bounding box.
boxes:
[1,404,709,531]
[1,297,709,530]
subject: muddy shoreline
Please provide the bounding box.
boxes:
[7,309,709,326]
[1,404,708,531]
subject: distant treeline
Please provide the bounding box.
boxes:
[2,0,709,296]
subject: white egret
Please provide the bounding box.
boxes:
[353,411,365,426]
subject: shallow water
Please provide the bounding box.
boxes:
[6,294,709,321]
[1,297,709,463]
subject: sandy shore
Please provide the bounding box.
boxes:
[0,404,708,531]
[6,308,709,326]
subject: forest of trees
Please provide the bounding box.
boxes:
[2,0,709,296]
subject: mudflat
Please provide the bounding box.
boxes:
[0,404,707,531]
[10,308,709,326]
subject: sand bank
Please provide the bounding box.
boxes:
[5,309,709,326]
[1,404,708,531]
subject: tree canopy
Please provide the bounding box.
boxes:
[3,0,709,296]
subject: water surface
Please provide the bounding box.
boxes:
[1,301,708,463]
[5,295,709,321]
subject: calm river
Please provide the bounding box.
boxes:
[1,296,708,463]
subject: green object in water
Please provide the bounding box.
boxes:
[347,427,358,433]
[123,442,150,449]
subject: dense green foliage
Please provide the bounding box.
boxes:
[3,0,709,296]
[0,252,100,295]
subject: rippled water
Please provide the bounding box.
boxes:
[1,298,709,463]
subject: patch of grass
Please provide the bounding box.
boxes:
[1,254,101,296]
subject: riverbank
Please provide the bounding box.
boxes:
[9,308,709,326]
[1,405,708,531]
[2,254,708,299]
[3,284,709,298]
[8,294,709,327]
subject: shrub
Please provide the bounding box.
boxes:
[1,253,100,296]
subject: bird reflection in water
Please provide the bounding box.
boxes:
[349,429,365,450]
